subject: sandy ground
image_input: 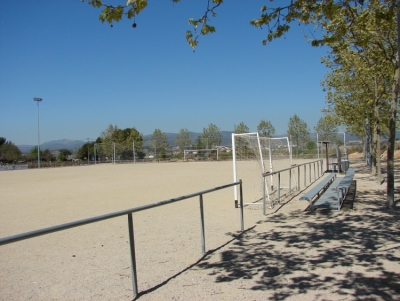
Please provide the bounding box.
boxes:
[0,160,399,301]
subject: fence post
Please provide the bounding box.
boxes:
[199,194,206,254]
[127,213,138,296]
[304,165,307,187]
[289,169,292,195]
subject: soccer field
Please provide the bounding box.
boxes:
[0,161,256,300]
[0,159,320,300]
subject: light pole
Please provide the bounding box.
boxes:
[33,97,43,168]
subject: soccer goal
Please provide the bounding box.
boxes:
[232,133,296,209]
[94,142,135,164]
[183,149,219,161]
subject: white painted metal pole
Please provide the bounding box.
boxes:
[232,133,238,203]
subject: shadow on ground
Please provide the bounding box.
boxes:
[190,162,400,300]
[193,208,400,300]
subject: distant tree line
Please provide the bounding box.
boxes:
[2,114,342,164]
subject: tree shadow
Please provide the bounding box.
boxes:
[194,208,400,300]
[190,162,400,300]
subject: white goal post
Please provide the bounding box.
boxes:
[94,142,136,164]
[183,149,219,161]
[232,132,295,208]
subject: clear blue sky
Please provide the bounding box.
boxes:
[0,0,329,146]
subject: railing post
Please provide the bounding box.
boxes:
[278,172,281,204]
[297,166,300,191]
[289,169,292,195]
[239,180,244,231]
[263,176,266,215]
[304,165,306,187]
[309,164,311,184]
[199,194,206,254]
[127,213,138,296]
[313,162,316,181]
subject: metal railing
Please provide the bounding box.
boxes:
[262,159,323,214]
[0,181,244,297]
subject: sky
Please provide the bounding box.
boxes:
[0,0,330,146]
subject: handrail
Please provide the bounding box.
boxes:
[261,159,323,177]
[261,159,323,214]
[0,180,244,297]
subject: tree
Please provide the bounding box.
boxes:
[77,142,94,160]
[29,146,42,161]
[314,115,339,144]
[257,120,276,137]
[0,140,22,163]
[99,124,144,160]
[202,123,222,148]
[287,114,310,156]
[250,0,398,208]
[100,124,119,157]
[195,135,207,149]
[42,149,54,162]
[58,148,72,161]
[234,122,249,134]
[86,0,221,49]
[149,129,168,159]
[175,128,192,153]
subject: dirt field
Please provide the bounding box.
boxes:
[0,160,399,301]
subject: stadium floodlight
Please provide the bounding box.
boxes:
[33,97,43,168]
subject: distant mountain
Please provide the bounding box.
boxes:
[18,139,85,154]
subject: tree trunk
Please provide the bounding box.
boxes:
[387,67,398,209]
[371,128,377,175]
[374,77,381,183]
[387,5,400,209]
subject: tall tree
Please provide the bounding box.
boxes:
[257,120,276,137]
[249,0,398,208]
[287,114,310,156]
[100,124,119,157]
[234,122,249,134]
[149,129,168,159]
[202,123,222,148]
[175,128,192,153]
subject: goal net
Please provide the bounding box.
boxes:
[183,149,219,161]
[94,143,135,163]
[232,133,296,209]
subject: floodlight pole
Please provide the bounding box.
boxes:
[33,97,43,168]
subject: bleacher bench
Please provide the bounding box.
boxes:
[299,173,337,209]
[301,168,355,212]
